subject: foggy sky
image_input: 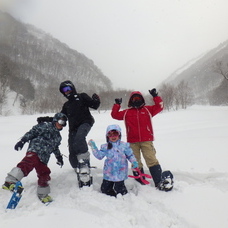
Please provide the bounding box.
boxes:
[2,0,228,92]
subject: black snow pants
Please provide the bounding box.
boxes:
[101,179,128,197]
[68,123,91,168]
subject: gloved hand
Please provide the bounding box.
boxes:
[149,88,158,97]
[132,161,138,169]
[14,141,25,151]
[92,93,100,101]
[56,155,64,168]
[88,139,97,149]
[115,98,122,104]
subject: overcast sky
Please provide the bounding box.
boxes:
[2,0,228,92]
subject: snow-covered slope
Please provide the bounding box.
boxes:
[0,106,228,228]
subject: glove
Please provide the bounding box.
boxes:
[37,116,53,124]
[115,98,122,104]
[92,93,100,101]
[56,155,64,167]
[149,88,158,97]
[88,139,97,149]
[14,141,25,151]
[132,161,138,169]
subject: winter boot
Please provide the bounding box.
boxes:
[157,171,174,192]
[76,159,93,188]
[38,194,53,204]
[3,167,24,191]
[37,185,52,203]
[5,167,24,183]
[2,182,16,191]
[149,164,162,187]
[132,168,146,185]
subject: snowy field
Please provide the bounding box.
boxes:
[0,105,227,228]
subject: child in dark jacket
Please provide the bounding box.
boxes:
[88,124,138,197]
[2,113,67,203]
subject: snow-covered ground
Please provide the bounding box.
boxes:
[0,105,227,228]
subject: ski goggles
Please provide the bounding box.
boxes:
[132,96,142,102]
[58,119,66,126]
[107,130,120,137]
[61,86,72,93]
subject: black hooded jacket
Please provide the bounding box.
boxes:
[59,81,100,131]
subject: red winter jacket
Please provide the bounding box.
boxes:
[111,92,163,143]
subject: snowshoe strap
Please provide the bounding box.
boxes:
[128,168,152,185]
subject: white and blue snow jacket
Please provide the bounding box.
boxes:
[91,135,137,182]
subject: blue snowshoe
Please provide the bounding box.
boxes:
[6,181,24,209]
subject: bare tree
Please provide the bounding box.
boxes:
[99,90,132,111]
[175,81,193,109]
[209,78,228,105]
[159,83,175,111]
[0,56,10,114]
[213,61,228,80]
[159,81,193,111]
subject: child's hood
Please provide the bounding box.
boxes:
[106,124,121,136]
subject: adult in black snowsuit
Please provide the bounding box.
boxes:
[59,80,100,177]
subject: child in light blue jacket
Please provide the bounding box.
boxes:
[88,124,138,197]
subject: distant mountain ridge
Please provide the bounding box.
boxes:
[0,11,113,114]
[162,39,228,105]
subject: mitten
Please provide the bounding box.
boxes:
[14,141,25,151]
[149,88,158,97]
[115,98,122,104]
[88,139,97,150]
[132,161,139,169]
[56,155,64,167]
[92,93,100,101]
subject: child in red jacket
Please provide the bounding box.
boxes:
[111,88,173,191]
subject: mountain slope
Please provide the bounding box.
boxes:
[163,40,228,104]
[0,11,112,114]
